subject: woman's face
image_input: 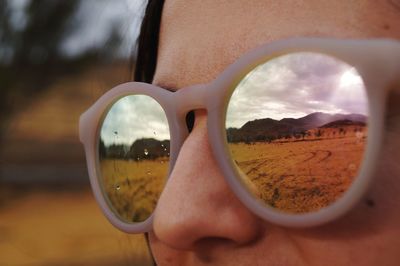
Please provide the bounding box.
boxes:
[149,1,400,265]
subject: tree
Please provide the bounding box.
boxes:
[99,138,107,158]
[315,129,323,138]
[300,131,307,140]
[0,0,123,140]
[0,0,80,134]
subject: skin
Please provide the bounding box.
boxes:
[148,1,400,265]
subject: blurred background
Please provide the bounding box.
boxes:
[0,0,154,265]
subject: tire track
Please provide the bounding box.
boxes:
[241,158,270,175]
[317,150,332,162]
[300,150,331,163]
[301,151,316,163]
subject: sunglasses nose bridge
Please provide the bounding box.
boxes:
[175,84,210,114]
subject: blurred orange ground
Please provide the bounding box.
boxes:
[0,188,153,266]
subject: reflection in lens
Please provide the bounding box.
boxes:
[226,53,369,213]
[98,95,170,223]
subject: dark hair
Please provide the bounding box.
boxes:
[134,0,165,83]
[134,0,195,133]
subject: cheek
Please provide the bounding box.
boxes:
[375,89,400,213]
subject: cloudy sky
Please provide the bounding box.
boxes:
[226,53,369,128]
[101,95,170,146]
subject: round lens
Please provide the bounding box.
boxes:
[98,95,170,223]
[226,53,369,214]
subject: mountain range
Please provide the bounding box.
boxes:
[100,138,170,160]
[226,112,366,143]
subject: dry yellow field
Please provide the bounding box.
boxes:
[0,189,154,266]
[100,158,168,222]
[229,130,367,213]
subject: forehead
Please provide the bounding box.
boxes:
[153,0,400,89]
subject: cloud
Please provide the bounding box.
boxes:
[101,95,170,146]
[226,52,368,128]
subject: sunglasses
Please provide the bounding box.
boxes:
[79,38,400,233]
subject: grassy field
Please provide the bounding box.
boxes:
[229,127,367,213]
[100,158,168,223]
[0,189,154,266]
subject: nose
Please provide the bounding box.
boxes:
[152,110,262,250]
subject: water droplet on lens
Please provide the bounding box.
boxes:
[114,131,118,135]
[144,149,149,156]
[115,184,121,191]
[163,148,167,151]
[147,170,151,175]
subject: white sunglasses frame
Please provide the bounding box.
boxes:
[80,37,400,233]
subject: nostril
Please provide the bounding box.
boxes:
[186,110,195,133]
[193,237,236,262]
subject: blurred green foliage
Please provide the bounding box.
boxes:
[0,0,122,131]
